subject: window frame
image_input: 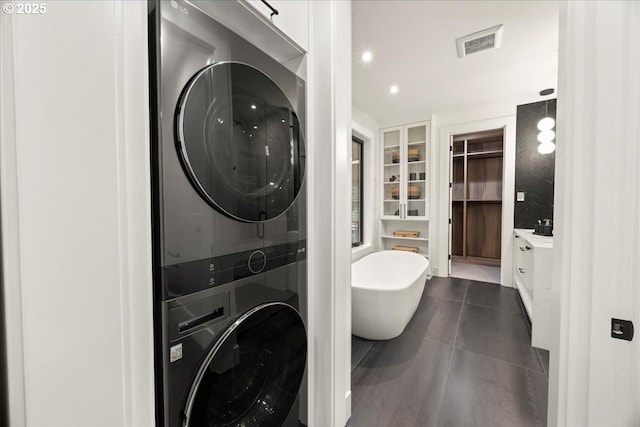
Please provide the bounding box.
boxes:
[351,136,364,247]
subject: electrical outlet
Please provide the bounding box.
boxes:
[517,191,525,202]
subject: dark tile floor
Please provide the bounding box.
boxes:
[349,277,549,427]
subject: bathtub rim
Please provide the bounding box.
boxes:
[351,250,429,292]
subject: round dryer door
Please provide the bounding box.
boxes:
[176,62,306,222]
[183,303,307,427]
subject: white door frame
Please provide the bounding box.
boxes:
[436,115,516,286]
[549,1,640,424]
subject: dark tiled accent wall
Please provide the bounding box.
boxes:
[514,99,556,229]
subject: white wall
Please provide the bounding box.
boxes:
[434,104,518,129]
[0,7,26,425]
[308,1,352,426]
[550,1,640,424]
[0,2,154,425]
[351,106,379,262]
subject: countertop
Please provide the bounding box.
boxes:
[514,228,553,249]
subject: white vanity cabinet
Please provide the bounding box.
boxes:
[241,0,309,51]
[513,229,553,350]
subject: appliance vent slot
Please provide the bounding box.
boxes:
[456,24,504,58]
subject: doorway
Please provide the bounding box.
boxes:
[449,128,504,283]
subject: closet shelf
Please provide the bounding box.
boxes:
[466,150,504,159]
[381,235,429,241]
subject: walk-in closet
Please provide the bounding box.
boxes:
[451,129,504,267]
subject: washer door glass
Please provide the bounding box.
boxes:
[176,62,305,222]
[184,303,307,427]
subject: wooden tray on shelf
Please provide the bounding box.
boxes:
[393,230,420,238]
[392,245,419,253]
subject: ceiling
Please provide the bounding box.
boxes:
[351,1,559,127]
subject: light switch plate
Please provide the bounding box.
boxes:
[517,191,525,202]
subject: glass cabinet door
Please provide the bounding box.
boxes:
[382,128,402,218]
[405,123,427,218]
[176,62,305,223]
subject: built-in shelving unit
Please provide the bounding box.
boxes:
[451,129,504,266]
[380,121,432,260]
[380,220,430,255]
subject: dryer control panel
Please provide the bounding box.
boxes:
[162,240,305,300]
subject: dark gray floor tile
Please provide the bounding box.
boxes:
[465,280,522,313]
[537,348,550,378]
[404,295,463,345]
[438,349,548,427]
[456,304,543,371]
[352,335,375,370]
[350,336,452,427]
[423,276,468,301]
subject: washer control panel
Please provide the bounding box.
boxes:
[162,240,305,299]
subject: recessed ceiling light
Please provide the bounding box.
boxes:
[390,85,399,94]
[361,50,373,63]
[251,104,257,109]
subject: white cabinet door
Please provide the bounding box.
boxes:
[242,0,309,51]
[380,122,429,220]
[381,126,403,219]
[405,122,429,219]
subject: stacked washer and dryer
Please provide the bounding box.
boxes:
[148,2,308,426]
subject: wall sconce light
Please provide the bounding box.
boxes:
[537,88,555,154]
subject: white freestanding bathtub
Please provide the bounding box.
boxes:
[351,250,429,340]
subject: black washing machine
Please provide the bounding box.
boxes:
[148,1,307,425]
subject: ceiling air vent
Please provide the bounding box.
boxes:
[456,24,504,58]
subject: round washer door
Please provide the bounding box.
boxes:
[176,62,306,222]
[183,303,307,427]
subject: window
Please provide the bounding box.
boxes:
[352,136,363,246]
